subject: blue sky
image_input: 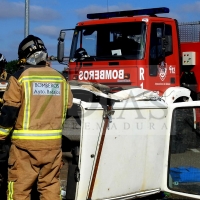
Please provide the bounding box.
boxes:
[1,0,200,71]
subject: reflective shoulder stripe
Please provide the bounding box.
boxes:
[12,129,62,140]
[19,76,64,83]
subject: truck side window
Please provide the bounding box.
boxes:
[149,23,172,76]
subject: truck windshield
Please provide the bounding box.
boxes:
[70,22,146,61]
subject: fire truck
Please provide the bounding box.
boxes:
[57,7,200,102]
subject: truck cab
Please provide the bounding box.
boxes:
[58,7,200,101]
[58,7,181,97]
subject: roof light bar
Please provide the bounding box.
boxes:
[87,7,170,19]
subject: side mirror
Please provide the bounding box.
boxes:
[57,31,66,63]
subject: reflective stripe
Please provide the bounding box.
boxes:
[37,39,44,44]
[12,129,62,140]
[62,81,68,125]
[23,81,31,129]
[21,40,34,51]
[18,76,64,84]
[8,181,14,200]
[60,187,63,200]
[0,127,12,136]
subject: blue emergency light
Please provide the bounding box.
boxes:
[87,7,170,19]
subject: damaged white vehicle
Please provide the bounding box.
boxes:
[62,84,200,200]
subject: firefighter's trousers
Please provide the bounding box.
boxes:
[7,144,62,200]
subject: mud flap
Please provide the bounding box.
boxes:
[66,164,78,200]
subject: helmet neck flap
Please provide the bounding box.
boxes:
[26,51,47,65]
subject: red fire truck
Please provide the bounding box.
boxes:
[57,7,200,101]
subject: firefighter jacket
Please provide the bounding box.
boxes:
[0,63,73,150]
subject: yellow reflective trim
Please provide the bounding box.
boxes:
[0,132,9,136]
[27,81,31,129]
[62,82,68,125]
[0,127,12,136]
[8,181,14,200]
[12,129,62,140]
[13,129,62,134]
[23,81,31,129]
[60,187,62,200]
[18,76,65,84]
[12,135,61,140]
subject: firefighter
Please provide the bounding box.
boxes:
[0,35,73,200]
[0,53,9,200]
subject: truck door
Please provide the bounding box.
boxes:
[148,22,177,94]
[161,102,200,199]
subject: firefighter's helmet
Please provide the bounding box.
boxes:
[74,48,89,60]
[0,54,7,66]
[18,35,48,65]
